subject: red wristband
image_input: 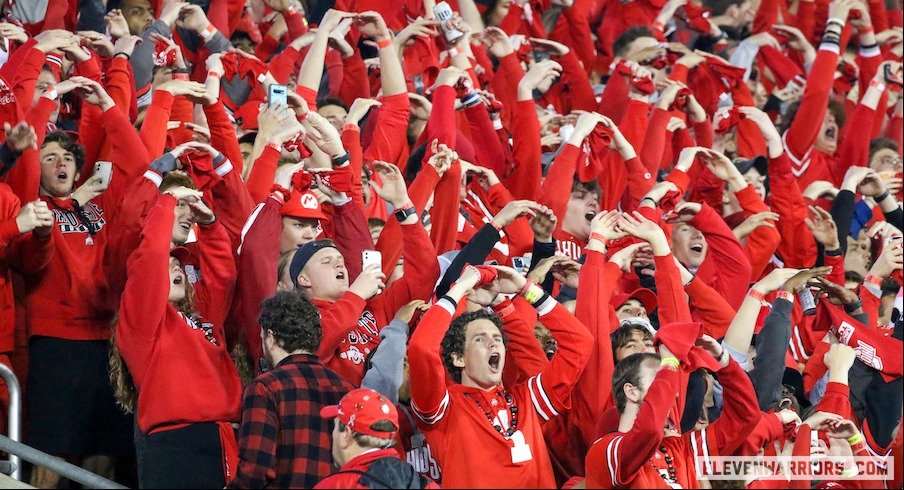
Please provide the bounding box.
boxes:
[869,79,887,92]
[589,232,608,246]
[266,142,282,152]
[207,71,221,80]
[172,73,189,81]
[776,290,794,303]
[748,288,766,302]
[394,200,414,211]
[864,274,883,286]
[376,38,393,49]
[519,279,534,297]
[859,25,874,34]
[489,220,502,232]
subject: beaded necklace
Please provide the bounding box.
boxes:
[651,444,678,484]
[464,390,519,437]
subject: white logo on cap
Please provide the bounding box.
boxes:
[301,193,319,209]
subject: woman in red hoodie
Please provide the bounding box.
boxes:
[116,186,242,489]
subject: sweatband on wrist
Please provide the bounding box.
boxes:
[661,357,680,369]
[459,92,481,109]
[776,290,794,303]
[874,189,891,203]
[589,232,608,246]
[523,284,545,304]
[748,288,766,302]
[847,433,864,445]
[864,274,884,286]
[393,200,413,211]
[200,24,218,42]
[518,279,534,297]
[869,79,887,92]
[826,18,845,27]
[376,38,393,49]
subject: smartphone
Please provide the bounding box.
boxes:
[511,256,531,274]
[268,84,288,112]
[94,161,113,186]
[362,250,382,271]
[885,63,904,88]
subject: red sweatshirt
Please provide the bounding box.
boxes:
[409,297,593,488]
[20,106,148,340]
[117,194,242,435]
[0,184,53,353]
[688,203,754,310]
[315,218,438,385]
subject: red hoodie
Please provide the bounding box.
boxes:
[116,194,242,435]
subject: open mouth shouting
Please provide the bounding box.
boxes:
[584,211,596,223]
[488,352,501,373]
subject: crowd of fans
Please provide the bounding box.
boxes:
[0,0,900,487]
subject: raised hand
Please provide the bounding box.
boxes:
[69,77,115,111]
[665,201,702,224]
[493,200,542,228]
[16,200,55,236]
[856,169,889,197]
[609,242,652,273]
[104,9,130,38]
[752,268,801,294]
[480,27,513,58]
[550,259,581,289]
[695,334,729,367]
[823,343,856,374]
[804,206,840,250]
[425,140,456,177]
[529,37,569,56]
[488,265,528,294]
[177,4,212,35]
[529,205,557,242]
[518,60,562,96]
[346,98,382,126]
[617,211,670,255]
[590,210,626,241]
[72,173,110,205]
[369,161,410,208]
[395,17,438,48]
[355,11,391,40]
[3,122,37,152]
[349,263,387,300]
[780,266,832,293]
[394,299,429,323]
[733,211,779,241]
[640,181,679,208]
[867,237,903,279]
[811,277,860,307]
[527,255,567,285]
[188,199,216,225]
[802,180,840,201]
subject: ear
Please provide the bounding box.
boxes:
[297,272,312,289]
[624,382,641,405]
[727,3,740,18]
[452,351,466,369]
[339,424,355,450]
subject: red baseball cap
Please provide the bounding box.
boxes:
[320,388,399,439]
[281,190,326,220]
[610,288,658,315]
[169,246,197,267]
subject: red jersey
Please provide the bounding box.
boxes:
[314,448,440,489]
[554,230,587,261]
[409,297,593,488]
[397,405,442,483]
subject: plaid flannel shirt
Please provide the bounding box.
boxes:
[228,354,355,489]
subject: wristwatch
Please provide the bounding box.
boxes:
[394,205,417,222]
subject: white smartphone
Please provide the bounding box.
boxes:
[362,250,382,270]
[268,84,288,112]
[94,161,113,186]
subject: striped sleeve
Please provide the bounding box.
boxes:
[527,373,561,422]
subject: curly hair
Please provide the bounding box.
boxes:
[160,171,198,193]
[440,310,508,383]
[43,131,86,173]
[258,291,322,354]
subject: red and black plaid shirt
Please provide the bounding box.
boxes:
[228,353,355,489]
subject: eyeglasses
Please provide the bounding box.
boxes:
[876,156,903,168]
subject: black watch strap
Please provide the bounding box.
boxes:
[394,206,417,222]
[331,151,350,167]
